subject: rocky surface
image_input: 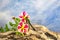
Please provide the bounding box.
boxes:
[0,24,60,40]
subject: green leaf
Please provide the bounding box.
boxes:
[15,20,18,24]
[15,18,20,22]
[14,18,20,24]
[5,24,9,32]
[8,18,20,31]
[10,24,17,31]
[16,31,24,36]
[9,22,13,26]
[0,27,4,32]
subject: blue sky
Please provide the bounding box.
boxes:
[0,0,60,32]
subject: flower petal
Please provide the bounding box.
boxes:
[24,29,26,33]
[22,19,25,22]
[18,25,21,29]
[18,29,21,32]
[24,24,28,28]
[19,16,23,18]
[27,15,30,18]
[19,21,23,26]
[21,29,23,32]
[23,11,26,16]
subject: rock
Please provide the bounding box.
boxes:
[0,24,60,40]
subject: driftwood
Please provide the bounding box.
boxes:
[0,24,60,40]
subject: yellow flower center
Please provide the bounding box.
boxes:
[23,16,27,20]
[21,24,24,30]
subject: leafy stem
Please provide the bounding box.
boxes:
[26,18,36,31]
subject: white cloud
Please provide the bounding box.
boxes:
[0,10,12,26]
[30,0,60,24]
[0,0,60,32]
[0,0,10,9]
[0,11,11,20]
[31,0,57,11]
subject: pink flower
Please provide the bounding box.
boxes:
[19,11,29,22]
[17,21,28,33]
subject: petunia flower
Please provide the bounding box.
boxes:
[19,11,29,22]
[17,21,28,33]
